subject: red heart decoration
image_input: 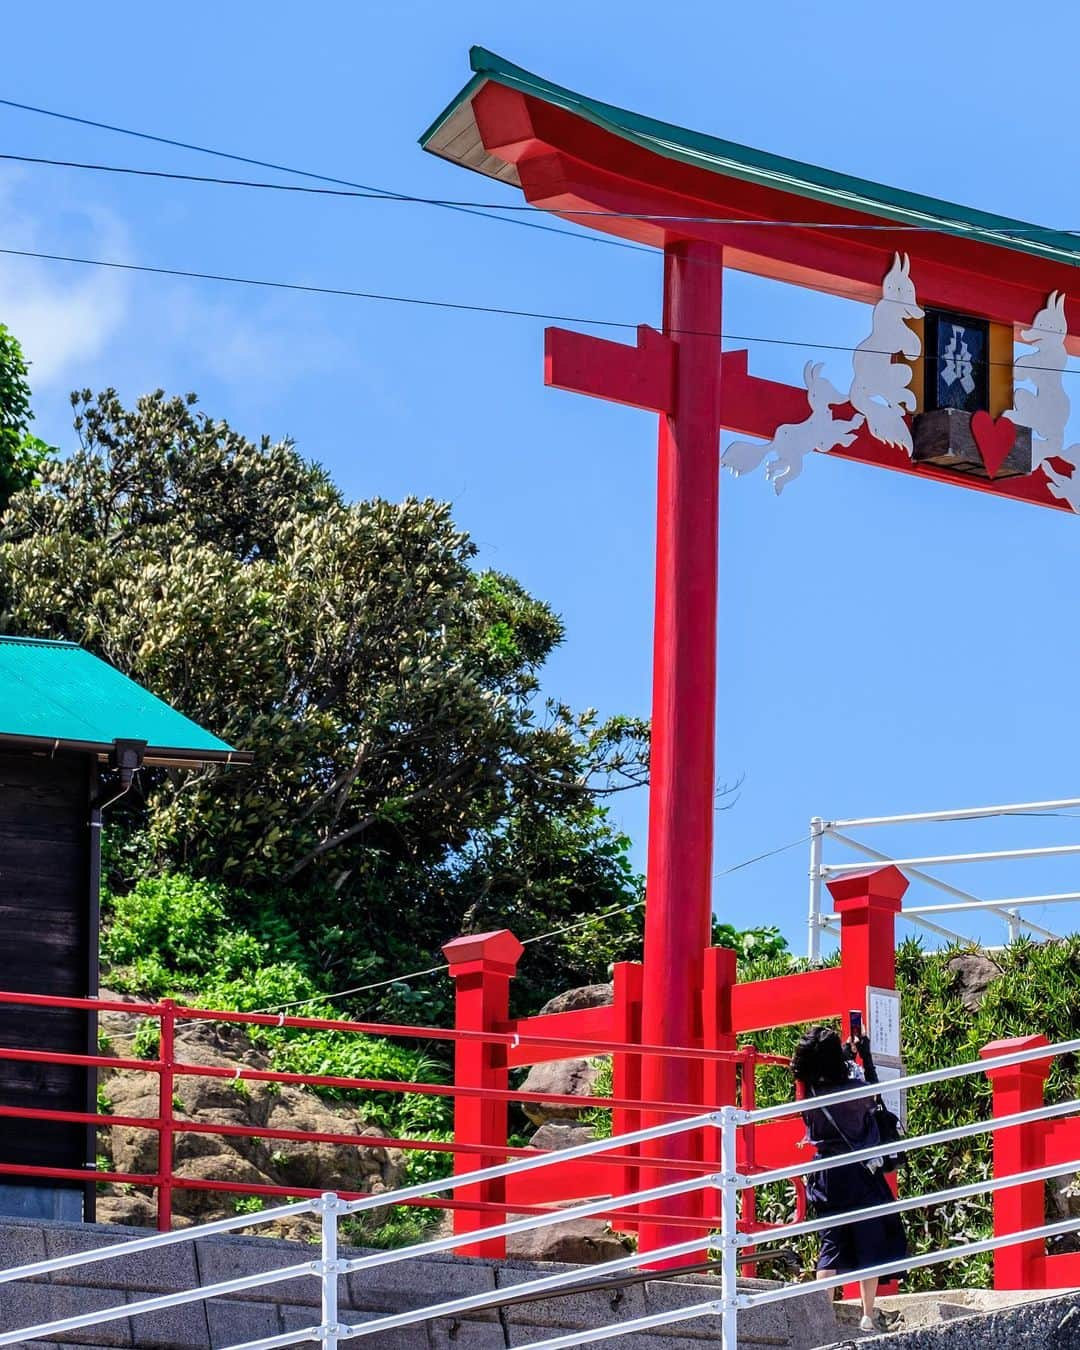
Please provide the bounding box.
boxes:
[971,410,1017,478]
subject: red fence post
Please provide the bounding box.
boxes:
[829,866,905,1298]
[442,930,523,1258]
[981,1035,1052,1291]
[611,960,644,1220]
[156,999,175,1232]
[827,866,908,1034]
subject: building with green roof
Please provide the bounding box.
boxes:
[0,637,247,1222]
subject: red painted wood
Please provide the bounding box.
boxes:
[505,1157,623,1205]
[1040,1116,1079,1168]
[443,929,523,1258]
[730,967,845,1035]
[1045,1252,1080,1286]
[472,83,1080,343]
[611,960,644,1223]
[982,1035,1054,1290]
[544,324,675,413]
[829,868,908,1030]
[742,1117,807,1171]
[635,239,724,1264]
[499,1003,616,1068]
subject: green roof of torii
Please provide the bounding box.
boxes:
[0,636,244,763]
[422,47,1080,270]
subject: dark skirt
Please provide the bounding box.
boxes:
[807,1160,908,1276]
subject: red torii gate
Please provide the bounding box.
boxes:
[422,46,1080,1256]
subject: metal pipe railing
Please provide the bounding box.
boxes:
[806,797,1079,957]
[1,1028,1080,1350]
[824,829,1059,941]
[828,796,1080,828]
[822,842,1080,872]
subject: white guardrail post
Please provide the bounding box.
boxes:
[718,1105,740,1350]
[807,817,825,963]
[320,1192,341,1350]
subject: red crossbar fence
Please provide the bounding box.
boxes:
[0,864,911,1269]
[0,989,787,1239]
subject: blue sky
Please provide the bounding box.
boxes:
[4,1,1080,955]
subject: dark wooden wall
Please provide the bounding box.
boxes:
[0,749,96,1199]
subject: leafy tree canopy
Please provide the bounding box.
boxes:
[1,386,650,1018]
[0,324,51,510]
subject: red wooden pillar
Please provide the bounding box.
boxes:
[638,239,725,1261]
[981,1034,1052,1290]
[442,929,523,1258]
[827,866,908,1031]
[611,960,644,1228]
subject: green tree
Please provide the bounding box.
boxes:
[0,324,50,511]
[0,387,649,1014]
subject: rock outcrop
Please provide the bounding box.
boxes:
[945,952,1002,1014]
[96,1002,402,1233]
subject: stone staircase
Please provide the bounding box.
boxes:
[5,1215,1078,1349]
[0,1216,841,1349]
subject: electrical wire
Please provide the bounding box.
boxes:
[6,150,1080,240]
[4,242,1080,381]
[257,832,810,1014]
[0,99,645,254]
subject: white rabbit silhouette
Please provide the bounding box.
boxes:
[722,361,863,495]
[1006,291,1071,464]
[849,253,923,455]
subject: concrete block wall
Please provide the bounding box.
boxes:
[0,1217,841,1349]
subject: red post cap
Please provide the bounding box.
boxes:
[442,929,524,975]
[981,1034,1053,1082]
[827,865,908,912]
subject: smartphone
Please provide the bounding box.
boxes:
[850,1010,863,1040]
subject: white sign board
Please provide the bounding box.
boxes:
[867,986,902,1066]
[875,1062,907,1130]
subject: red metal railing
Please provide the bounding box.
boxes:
[0,989,791,1235]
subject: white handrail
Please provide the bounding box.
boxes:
[807,798,1079,956]
[742,1031,1075,1126]
[824,829,1059,941]
[822,842,1080,872]
[2,1032,1080,1350]
[828,796,1080,828]
[906,889,1080,916]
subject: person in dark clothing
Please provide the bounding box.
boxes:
[791,1025,907,1333]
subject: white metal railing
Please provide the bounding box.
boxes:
[1,1037,1079,1348]
[0,1111,723,1350]
[807,796,1080,960]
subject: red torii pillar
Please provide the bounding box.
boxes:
[546,240,724,1253]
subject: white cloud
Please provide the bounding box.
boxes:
[0,169,130,388]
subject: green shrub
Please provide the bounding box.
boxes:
[102,875,226,975]
[271,1031,452,1137]
[131,1019,161,1060]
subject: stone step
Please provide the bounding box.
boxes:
[0,1216,847,1349]
[814,1287,1080,1347]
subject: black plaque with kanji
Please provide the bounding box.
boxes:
[925,309,990,414]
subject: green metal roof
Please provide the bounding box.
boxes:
[0,637,242,762]
[422,47,1080,270]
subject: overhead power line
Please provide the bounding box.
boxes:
[5,150,1080,242]
[4,242,1080,380]
[0,98,644,254]
[258,833,810,1014]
